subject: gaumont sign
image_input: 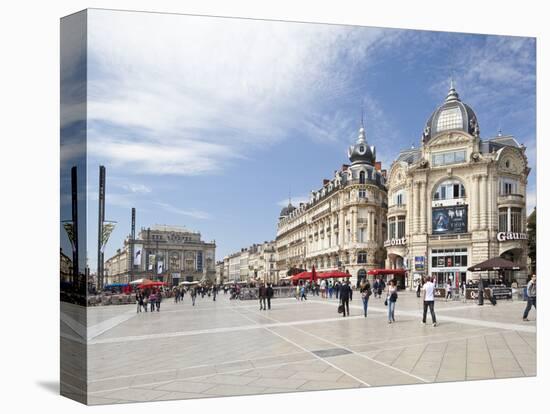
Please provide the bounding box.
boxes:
[496,232,528,242]
[384,237,407,247]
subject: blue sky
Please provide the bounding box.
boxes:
[80,10,536,271]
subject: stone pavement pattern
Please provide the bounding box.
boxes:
[61,291,536,405]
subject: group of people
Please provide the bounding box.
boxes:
[136,290,162,312]
[333,277,437,326]
[258,283,275,310]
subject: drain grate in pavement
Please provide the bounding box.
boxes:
[312,348,352,358]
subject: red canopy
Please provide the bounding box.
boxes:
[138,281,168,289]
[291,271,312,281]
[311,265,317,282]
[317,270,350,279]
[367,269,407,276]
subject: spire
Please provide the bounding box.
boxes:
[357,105,367,144]
[445,76,460,102]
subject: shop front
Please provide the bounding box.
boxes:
[429,247,468,288]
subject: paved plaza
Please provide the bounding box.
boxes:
[61,292,536,405]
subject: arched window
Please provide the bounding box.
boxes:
[357,251,367,264]
[433,179,466,200]
[359,170,366,184]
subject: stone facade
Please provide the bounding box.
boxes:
[105,224,216,285]
[276,124,388,286]
[385,85,530,288]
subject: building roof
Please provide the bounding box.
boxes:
[423,82,479,143]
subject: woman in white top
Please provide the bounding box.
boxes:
[445,280,452,301]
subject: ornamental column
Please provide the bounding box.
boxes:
[420,181,426,234]
[480,175,488,229]
[415,182,421,233]
[507,206,512,233]
[471,175,479,230]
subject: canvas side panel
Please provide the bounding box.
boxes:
[60,9,88,405]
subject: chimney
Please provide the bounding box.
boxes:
[323,179,330,186]
[375,162,382,171]
[341,164,350,171]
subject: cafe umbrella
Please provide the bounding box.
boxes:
[467,257,523,304]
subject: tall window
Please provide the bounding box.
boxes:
[397,216,406,238]
[433,180,466,200]
[357,228,365,243]
[357,251,367,264]
[388,217,396,239]
[359,189,366,198]
[359,170,366,184]
[511,208,522,232]
[395,191,405,206]
[498,208,508,232]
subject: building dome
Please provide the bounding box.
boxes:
[348,125,376,165]
[422,82,479,143]
[279,203,296,218]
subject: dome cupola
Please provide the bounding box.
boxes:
[422,81,480,143]
[348,123,376,165]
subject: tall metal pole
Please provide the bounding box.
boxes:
[130,207,136,283]
[70,166,79,290]
[97,165,106,290]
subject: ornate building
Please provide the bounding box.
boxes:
[105,224,216,285]
[385,83,530,287]
[276,123,388,286]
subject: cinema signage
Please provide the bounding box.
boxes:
[496,232,528,242]
[384,237,407,247]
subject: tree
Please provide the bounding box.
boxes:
[527,208,536,274]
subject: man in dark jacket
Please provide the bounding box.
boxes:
[266,284,274,310]
[340,281,351,317]
[259,283,267,310]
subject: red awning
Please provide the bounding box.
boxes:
[290,271,312,281]
[367,269,407,276]
[138,281,168,289]
[317,270,350,279]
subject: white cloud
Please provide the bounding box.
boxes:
[86,10,402,176]
[153,202,210,220]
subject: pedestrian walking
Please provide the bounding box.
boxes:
[266,283,274,310]
[191,287,197,306]
[149,292,156,312]
[335,281,340,300]
[136,292,143,313]
[155,290,162,311]
[477,278,485,306]
[339,280,351,317]
[328,281,334,298]
[143,293,148,312]
[523,274,536,321]
[360,281,372,317]
[386,279,398,323]
[300,284,307,301]
[422,276,437,326]
[445,280,452,301]
[373,279,379,298]
[259,283,267,310]
[416,278,423,298]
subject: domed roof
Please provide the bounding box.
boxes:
[279,203,296,218]
[348,125,376,165]
[422,82,479,143]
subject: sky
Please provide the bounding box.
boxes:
[76,9,536,271]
